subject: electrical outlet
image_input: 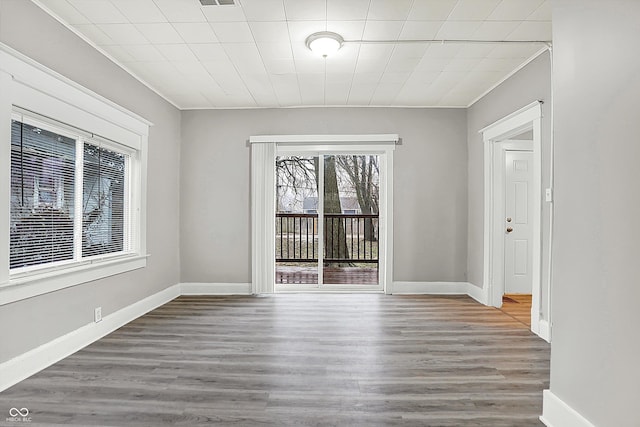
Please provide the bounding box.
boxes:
[94,307,102,323]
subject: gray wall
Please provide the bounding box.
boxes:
[180,108,468,284]
[466,52,552,318]
[549,1,640,425]
[0,0,181,363]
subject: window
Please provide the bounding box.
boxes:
[10,111,134,273]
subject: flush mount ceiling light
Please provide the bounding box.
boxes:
[305,32,344,58]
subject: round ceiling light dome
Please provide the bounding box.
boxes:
[305,31,344,58]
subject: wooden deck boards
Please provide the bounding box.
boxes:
[0,294,549,426]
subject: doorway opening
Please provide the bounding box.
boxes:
[250,134,396,294]
[481,101,549,341]
[275,154,380,288]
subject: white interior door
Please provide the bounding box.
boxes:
[504,150,534,294]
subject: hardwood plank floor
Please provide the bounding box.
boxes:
[0,294,549,426]
[500,294,533,327]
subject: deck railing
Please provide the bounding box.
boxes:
[275,213,379,264]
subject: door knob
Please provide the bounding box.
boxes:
[506,227,513,233]
[506,217,512,223]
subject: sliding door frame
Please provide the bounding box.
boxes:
[250,134,398,294]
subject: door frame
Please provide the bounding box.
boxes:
[249,134,397,294]
[481,101,545,339]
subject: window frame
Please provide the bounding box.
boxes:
[0,43,151,306]
[10,110,136,275]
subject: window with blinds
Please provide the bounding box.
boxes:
[9,113,133,272]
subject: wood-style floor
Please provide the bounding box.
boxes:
[500,294,533,328]
[0,294,550,426]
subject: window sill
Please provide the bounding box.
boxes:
[0,254,148,306]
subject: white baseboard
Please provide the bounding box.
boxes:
[392,281,486,305]
[180,282,252,295]
[541,390,595,427]
[466,282,488,305]
[0,284,180,393]
[539,319,551,342]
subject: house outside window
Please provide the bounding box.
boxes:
[9,113,134,273]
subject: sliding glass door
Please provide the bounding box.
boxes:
[275,153,380,289]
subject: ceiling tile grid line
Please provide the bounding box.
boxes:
[31,0,552,109]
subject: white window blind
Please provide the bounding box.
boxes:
[82,141,130,258]
[10,118,77,269]
[9,111,134,273]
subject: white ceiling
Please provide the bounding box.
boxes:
[33,0,552,109]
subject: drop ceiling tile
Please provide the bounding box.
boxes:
[172,23,218,43]
[293,58,326,73]
[424,43,462,58]
[284,0,326,20]
[385,55,421,73]
[414,57,450,72]
[97,24,149,45]
[357,44,394,59]
[223,43,267,74]
[202,61,248,91]
[436,21,483,39]
[486,43,533,58]
[325,72,353,85]
[121,44,165,61]
[38,0,90,24]
[444,57,482,71]
[136,23,184,44]
[271,74,302,105]
[352,72,383,85]
[67,0,127,23]
[287,20,325,42]
[264,58,296,74]
[363,21,405,40]
[392,44,429,59]
[190,43,229,61]
[448,0,501,20]
[152,0,206,22]
[348,84,376,105]
[455,44,495,58]
[249,22,290,42]
[110,0,166,23]
[506,21,552,41]
[487,0,544,21]
[408,0,457,20]
[325,82,350,104]
[172,61,220,88]
[527,1,552,21]
[326,21,366,40]
[370,83,403,105]
[257,42,293,59]
[240,0,286,21]
[474,57,524,72]
[326,0,370,20]
[380,72,411,84]
[400,21,442,39]
[155,44,199,61]
[201,4,246,22]
[471,21,521,40]
[73,24,115,45]
[367,0,413,21]
[355,57,392,73]
[101,45,136,62]
[211,22,254,42]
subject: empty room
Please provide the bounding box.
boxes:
[0,0,638,426]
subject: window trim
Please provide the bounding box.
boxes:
[0,42,151,306]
